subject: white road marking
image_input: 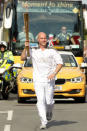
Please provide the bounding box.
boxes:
[4,125,11,131]
[0,111,7,113]
[7,110,13,121]
[0,110,13,120]
[0,110,13,131]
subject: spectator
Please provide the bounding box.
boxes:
[57,26,75,45]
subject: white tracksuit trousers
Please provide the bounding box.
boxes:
[34,81,55,125]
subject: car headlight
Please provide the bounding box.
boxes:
[71,77,82,83]
[20,77,33,83]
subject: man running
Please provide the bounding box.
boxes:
[21,32,63,129]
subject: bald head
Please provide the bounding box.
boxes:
[37,32,47,48]
[37,32,47,40]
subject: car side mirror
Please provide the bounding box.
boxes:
[80,62,87,69]
[4,3,13,29]
[83,10,87,29]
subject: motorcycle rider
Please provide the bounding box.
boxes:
[0,41,14,66]
[0,41,14,99]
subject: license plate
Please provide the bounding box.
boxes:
[54,86,62,91]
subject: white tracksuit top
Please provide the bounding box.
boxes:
[30,48,63,83]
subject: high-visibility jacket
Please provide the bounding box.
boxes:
[0,50,15,81]
[0,50,14,68]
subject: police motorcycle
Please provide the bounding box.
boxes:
[0,41,18,100]
[0,59,19,99]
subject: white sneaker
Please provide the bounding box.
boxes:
[46,112,52,121]
[40,124,46,130]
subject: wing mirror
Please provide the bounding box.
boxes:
[83,10,87,29]
[4,2,13,29]
[80,62,87,69]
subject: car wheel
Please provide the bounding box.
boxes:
[0,92,3,100]
[11,85,18,94]
[2,92,9,100]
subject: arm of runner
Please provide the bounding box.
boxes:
[21,41,30,61]
[48,64,63,80]
[48,49,63,80]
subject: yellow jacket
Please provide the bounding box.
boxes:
[0,50,14,68]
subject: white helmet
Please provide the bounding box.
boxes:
[0,41,7,47]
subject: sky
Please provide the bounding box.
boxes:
[82,0,87,4]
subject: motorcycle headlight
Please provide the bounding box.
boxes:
[71,77,82,83]
[0,68,6,74]
[20,77,33,83]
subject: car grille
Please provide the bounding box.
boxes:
[55,79,66,85]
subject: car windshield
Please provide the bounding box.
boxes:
[24,53,78,67]
[61,54,78,67]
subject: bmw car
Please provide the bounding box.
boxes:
[17,51,86,103]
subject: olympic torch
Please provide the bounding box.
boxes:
[24,13,30,57]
